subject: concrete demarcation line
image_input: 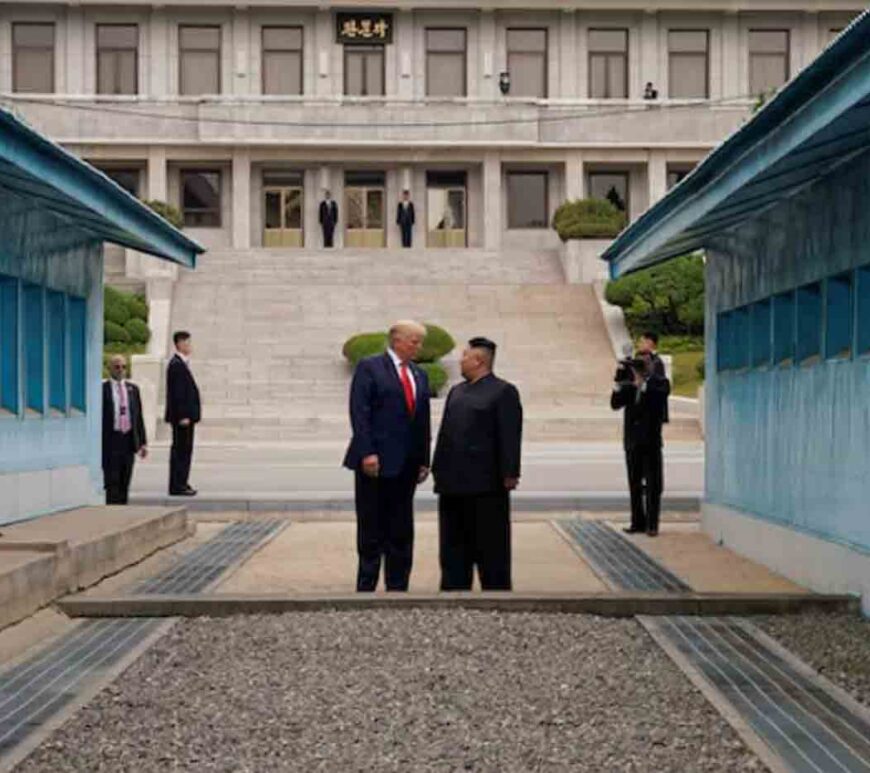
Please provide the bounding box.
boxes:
[56,591,855,619]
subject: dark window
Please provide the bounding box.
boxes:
[732,307,750,369]
[668,30,708,98]
[0,275,18,414]
[507,28,547,98]
[750,299,771,367]
[825,273,852,359]
[588,171,629,213]
[69,296,87,413]
[507,171,548,229]
[48,291,66,412]
[262,26,303,95]
[97,24,138,95]
[179,25,221,95]
[13,23,55,93]
[749,30,789,96]
[426,28,466,97]
[773,291,795,365]
[588,29,628,99]
[100,168,140,197]
[23,283,44,413]
[828,28,843,43]
[181,170,221,227]
[717,311,732,371]
[858,266,870,356]
[796,282,822,362]
[344,45,385,96]
[666,165,694,190]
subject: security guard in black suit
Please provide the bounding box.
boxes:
[610,332,670,536]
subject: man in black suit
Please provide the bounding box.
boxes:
[102,355,148,505]
[610,332,670,536]
[432,337,523,591]
[343,320,432,592]
[319,190,338,248]
[165,330,201,497]
[396,189,415,248]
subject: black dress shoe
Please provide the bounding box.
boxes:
[185,486,198,496]
[623,527,644,534]
[169,489,196,497]
[646,528,659,537]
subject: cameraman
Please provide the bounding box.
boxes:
[610,332,670,537]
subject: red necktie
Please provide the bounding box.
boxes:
[400,363,416,415]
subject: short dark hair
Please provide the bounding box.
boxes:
[641,331,659,345]
[173,330,191,346]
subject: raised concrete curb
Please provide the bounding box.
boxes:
[0,506,190,631]
[129,491,703,513]
[57,591,855,619]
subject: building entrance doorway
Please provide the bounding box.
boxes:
[345,171,385,248]
[263,172,303,247]
[427,171,467,248]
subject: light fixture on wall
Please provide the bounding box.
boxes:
[498,71,510,96]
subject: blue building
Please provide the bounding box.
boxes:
[0,108,202,525]
[603,12,870,613]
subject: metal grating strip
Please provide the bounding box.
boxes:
[561,517,870,773]
[0,519,283,759]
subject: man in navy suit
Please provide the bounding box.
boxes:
[344,320,432,591]
[396,189,415,248]
[165,330,201,496]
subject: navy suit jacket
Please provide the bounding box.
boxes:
[343,353,431,478]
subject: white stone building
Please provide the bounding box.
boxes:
[0,0,861,260]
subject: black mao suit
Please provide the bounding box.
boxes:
[319,199,338,248]
[432,373,523,590]
[396,201,415,248]
[102,380,147,505]
[343,353,432,592]
[164,353,201,495]
[610,355,670,532]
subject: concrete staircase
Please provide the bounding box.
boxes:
[160,247,699,444]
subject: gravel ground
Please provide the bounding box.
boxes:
[756,611,870,707]
[18,611,763,773]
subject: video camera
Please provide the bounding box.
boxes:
[614,344,650,386]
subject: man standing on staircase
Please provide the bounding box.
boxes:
[396,189,415,248]
[319,190,338,248]
[165,330,201,497]
[344,321,432,592]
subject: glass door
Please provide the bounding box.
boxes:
[427,172,467,248]
[263,171,303,247]
[345,172,385,248]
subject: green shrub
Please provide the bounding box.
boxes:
[342,332,389,365]
[125,317,151,345]
[658,335,705,353]
[605,254,705,337]
[105,320,131,344]
[144,200,184,229]
[419,362,448,396]
[696,358,706,380]
[105,299,130,326]
[416,323,455,363]
[104,341,145,355]
[552,198,627,241]
[128,295,149,322]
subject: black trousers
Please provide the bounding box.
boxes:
[169,423,195,494]
[400,224,413,248]
[355,466,418,591]
[625,445,663,532]
[104,431,136,505]
[439,491,511,591]
[322,224,335,248]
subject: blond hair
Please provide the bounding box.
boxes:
[389,320,427,343]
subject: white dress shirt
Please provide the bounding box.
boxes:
[387,348,417,400]
[107,378,129,432]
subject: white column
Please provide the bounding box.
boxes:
[648,150,667,206]
[721,12,740,101]
[479,10,496,100]
[65,7,85,93]
[232,149,251,249]
[148,8,169,97]
[559,10,577,99]
[397,9,414,99]
[231,7,250,96]
[483,153,502,250]
[801,13,821,71]
[564,150,584,201]
[639,11,659,100]
[315,10,333,97]
[400,166,412,192]
[147,147,168,201]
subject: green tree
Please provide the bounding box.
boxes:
[605,254,704,336]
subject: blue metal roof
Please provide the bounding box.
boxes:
[0,107,203,268]
[602,9,870,278]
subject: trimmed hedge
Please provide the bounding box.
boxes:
[144,200,184,230]
[417,324,455,363]
[105,320,131,344]
[419,362,448,396]
[128,295,149,322]
[125,317,151,345]
[342,332,389,365]
[553,198,627,241]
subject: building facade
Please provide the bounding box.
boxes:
[0,0,861,257]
